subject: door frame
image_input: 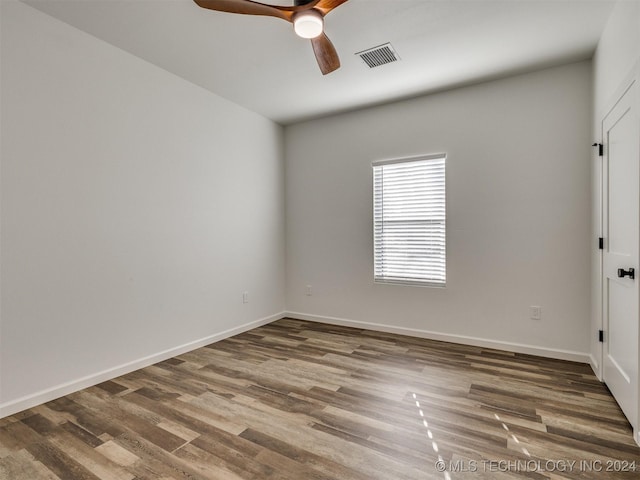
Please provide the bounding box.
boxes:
[597,63,640,447]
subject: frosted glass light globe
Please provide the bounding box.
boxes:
[293,11,324,39]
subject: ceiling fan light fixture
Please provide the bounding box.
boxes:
[193,0,346,74]
[293,10,324,39]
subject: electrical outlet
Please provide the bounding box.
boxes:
[306,285,312,296]
[530,306,541,320]
[242,291,249,304]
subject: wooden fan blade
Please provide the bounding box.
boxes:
[194,0,319,22]
[315,0,349,15]
[311,33,340,75]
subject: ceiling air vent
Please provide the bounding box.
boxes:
[356,43,399,69]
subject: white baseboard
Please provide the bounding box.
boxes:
[285,311,590,364]
[589,354,602,380]
[0,311,286,419]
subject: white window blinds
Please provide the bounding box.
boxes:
[373,154,446,286]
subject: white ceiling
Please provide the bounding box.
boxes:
[23,0,615,125]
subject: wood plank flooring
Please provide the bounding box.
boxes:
[1,318,639,480]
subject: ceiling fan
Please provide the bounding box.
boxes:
[193,0,349,75]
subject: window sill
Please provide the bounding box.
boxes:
[374,279,446,288]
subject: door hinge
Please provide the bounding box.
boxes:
[598,237,603,250]
[598,330,604,343]
[592,142,603,156]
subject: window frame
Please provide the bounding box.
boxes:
[372,153,447,288]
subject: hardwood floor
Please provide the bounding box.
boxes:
[1,318,638,480]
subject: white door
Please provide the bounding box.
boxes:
[602,79,639,429]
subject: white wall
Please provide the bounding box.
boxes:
[285,62,592,360]
[0,0,285,415]
[591,0,640,379]
[593,1,640,116]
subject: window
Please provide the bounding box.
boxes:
[373,154,446,286]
